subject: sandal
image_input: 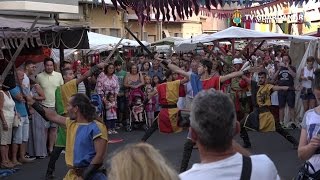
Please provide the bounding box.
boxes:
[1,161,14,169]
[11,161,22,166]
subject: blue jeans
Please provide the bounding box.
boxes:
[105,119,116,129]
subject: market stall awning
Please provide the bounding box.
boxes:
[151,37,185,46]
[0,16,89,51]
[51,32,150,62]
[88,32,149,50]
[175,27,318,52]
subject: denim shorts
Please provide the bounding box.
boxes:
[300,88,316,100]
[12,116,29,144]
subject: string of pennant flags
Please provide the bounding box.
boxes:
[95,0,317,24]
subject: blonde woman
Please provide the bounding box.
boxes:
[109,143,180,180]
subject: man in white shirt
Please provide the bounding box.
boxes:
[22,60,36,94]
[36,58,64,154]
[180,90,280,180]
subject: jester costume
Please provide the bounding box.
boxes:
[64,118,107,180]
[47,79,77,178]
[240,81,298,148]
[229,77,251,122]
[141,80,183,142]
[155,80,182,133]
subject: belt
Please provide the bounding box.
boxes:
[71,167,85,177]
[258,106,270,114]
[160,104,177,108]
[70,167,106,177]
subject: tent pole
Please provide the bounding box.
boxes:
[59,46,64,71]
[249,40,265,59]
[0,16,40,88]
[231,39,235,58]
[103,26,131,63]
[238,39,254,60]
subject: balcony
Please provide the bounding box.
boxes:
[0,0,79,14]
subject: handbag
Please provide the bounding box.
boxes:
[13,106,21,128]
[295,161,320,180]
[13,113,21,128]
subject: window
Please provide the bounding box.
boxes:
[100,28,107,35]
[110,28,120,37]
[174,33,182,37]
[91,28,99,33]
[143,32,149,41]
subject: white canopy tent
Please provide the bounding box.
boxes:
[51,32,149,62]
[175,27,317,52]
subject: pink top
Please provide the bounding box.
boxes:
[95,72,120,95]
[105,101,117,120]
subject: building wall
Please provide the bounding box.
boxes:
[182,22,202,38]
[87,6,123,37]
[0,0,78,13]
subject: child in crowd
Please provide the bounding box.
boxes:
[145,88,156,127]
[144,75,153,91]
[132,96,144,122]
[104,92,118,134]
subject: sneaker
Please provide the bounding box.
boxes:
[112,130,118,134]
[108,130,113,135]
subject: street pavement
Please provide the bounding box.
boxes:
[7,128,302,180]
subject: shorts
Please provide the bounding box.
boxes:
[12,116,30,144]
[278,90,295,108]
[43,107,58,128]
[300,88,316,100]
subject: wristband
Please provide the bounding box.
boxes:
[31,102,49,121]
[82,164,102,180]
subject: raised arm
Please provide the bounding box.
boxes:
[154,54,191,79]
[168,63,192,79]
[76,62,105,85]
[26,96,66,127]
[220,71,247,83]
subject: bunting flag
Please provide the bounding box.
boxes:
[101,0,306,24]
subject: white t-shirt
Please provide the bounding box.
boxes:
[179,153,280,180]
[271,91,279,106]
[301,109,320,172]
[22,73,30,93]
